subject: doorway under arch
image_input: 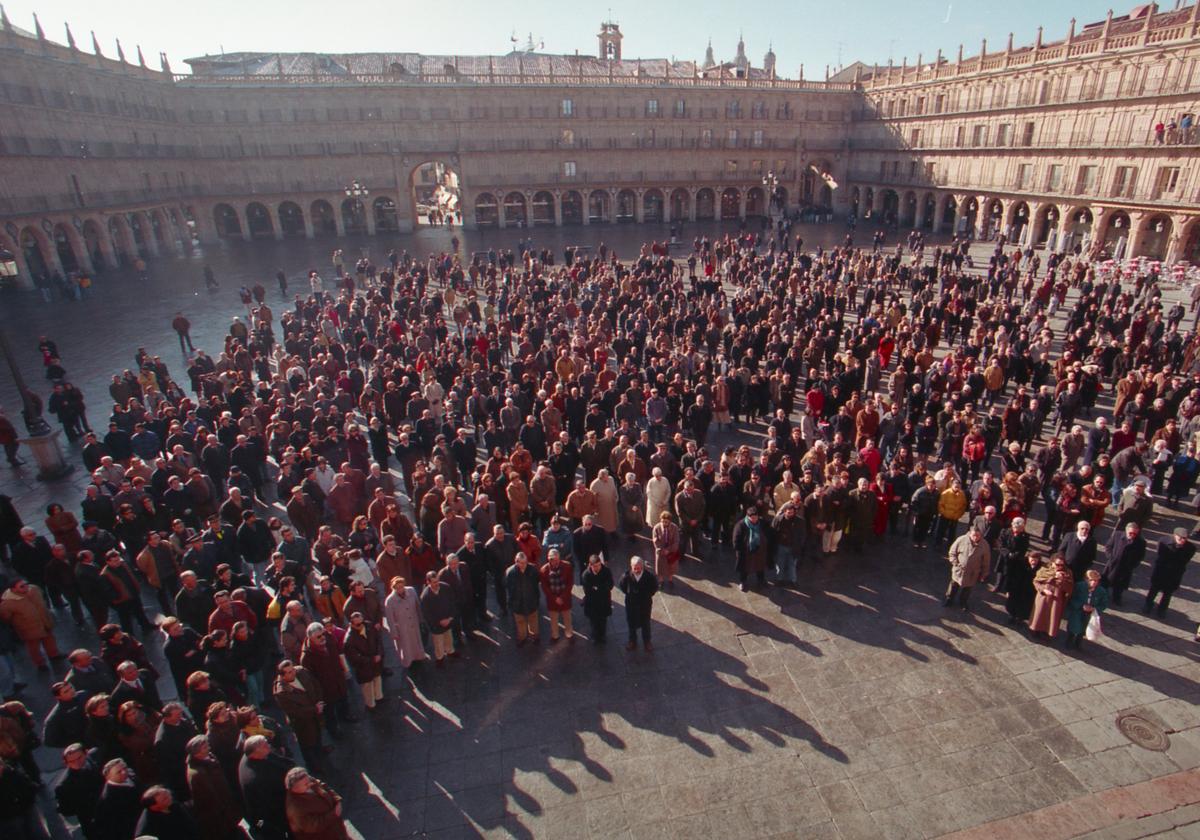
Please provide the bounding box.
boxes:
[503,192,527,227]
[82,219,108,267]
[616,189,636,223]
[411,161,461,225]
[720,188,741,220]
[52,223,80,272]
[745,187,765,218]
[310,200,337,236]
[695,188,715,220]
[213,204,242,238]
[278,202,305,237]
[246,202,274,239]
[373,197,399,232]
[643,189,665,223]
[531,191,555,226]
[1101,210,1131,256]
[341,198,367,234]
[588,190,610,224]
[20,227,49,277]
[474,193,499,227]
[1137,214,1173,261]
[561,191,583,225]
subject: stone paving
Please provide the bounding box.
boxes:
[0,222,1198,839]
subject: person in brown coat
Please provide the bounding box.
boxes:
[0,579,61,669]
[272,661,325,773]
[185,734,246,840]
[324,475,360,532]
[286,488,323,542]
[285,767,348,840]
[341,612,385,709]
[298,624,352,736]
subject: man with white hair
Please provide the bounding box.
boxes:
[618,556,658,651]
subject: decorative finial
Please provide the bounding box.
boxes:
[33,12,44,39]
[64,22,76,49]
[160,52,171,73]
[1,6,11,31]
[116,38,126,62]
[137,44,145,66]
[91,29,101,56]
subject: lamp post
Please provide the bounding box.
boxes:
[761,170,780,221]
[344,180,369,234]
[0,260,72,479]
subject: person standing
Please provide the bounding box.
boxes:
[1065,570,1109,650]
[539,549,574,643]
[651,512,681,590]
[420,571,457,664]
[383,577,427,669]
[618,556,658,651]
[1144,528,1196,618]
[0,578,62,671]
[580,554,613,644]
[271,661,325,775]
[944,528,990,611]
[504,552,541,647]
[172,314,195,354]
[284,767,348,840]
[0,410,22,467]
[342,611,385,710]
[731,508,769,592]
[1100,522,1146,607]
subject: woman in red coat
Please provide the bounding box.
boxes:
[870,476,892,536]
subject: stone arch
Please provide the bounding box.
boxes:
[473,193,499,227]
[643,188,665,223]
[213,203,243,238]
[531,191,556,226]
[341,198,368,234]
[1062,206,1093,254]
[107,215,134,262]
[587,190,611,223]
[150,208,172,250]
[19,225,54,277]
[695,188,716,220]
[1034,204,1061,247]
[670,188,691,221]
[245,202,274,239]
[899,190,918,228]
[310,199,337,236]
[128,212,153,255]
[373,196,399,232]
[503,192,527,226]
[51,222,85,273]
[939,194,957,233]
[719,187,741,220]
[775,186,788,211]
[561,190,583,225]
[863,187,876,218]
[879,189,899,225]
[410,161,461,225]
[1183,218,1200,265]
[1100,209,1131,254]
[81,218,113,268]
[1007,200,1030,242]
[745,187,765,218]
[962,196,980,235]
[1137,214,1173,261]
[615,189,636,223]
[920,192,937,230]
[278,201,306,237]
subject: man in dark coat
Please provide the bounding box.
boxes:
[1144,528,1196,617]
[617,556,658,651]
[1056,520,1097,580]
[580,554,614,644]
[53,744,104,840]
[43,682,90,750]
[273,661,326,773]
[572,516,610,566]
[153,703,198,801]
[74,550,110,630]
[92,758,145,840]
[239,735,296,840]
[1101,522,1147,606]
[133,786,200,840]
[236,510,274,569]
[455,533,490,625]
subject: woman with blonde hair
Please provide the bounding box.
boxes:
[1029,555,1074,639]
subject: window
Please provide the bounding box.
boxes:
[934,94,945,113]
[726,128,739,146]
[562,161,577,177]
[971,125,987,147]
[909,128,921,146]
[915,96,926,115]
[1046,164,1064,192]
[725,159,738,174]
[646,99,659,117]
[560,129,575,147]
[561,98,574,117]
[775,103,792,119]
[1154,166,1180,198]
[751,159,764,174]
[1020,122,1036,146]
[1111,166,1137,198]
[1075,165,1098,194]
[726,100,741,118]
[879,160,888,179]
[891,160,900,177]
[701,129,713,148]
[996,124,1011,146]
[909,161,918,179]
[751,101,766,119]
[674,99,686,117]
[1016,164,1032,189]
[955,126,965,147]
[751,129,764,148]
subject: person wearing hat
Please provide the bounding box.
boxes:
[1143,529,1196,618]
[731,507,769,592]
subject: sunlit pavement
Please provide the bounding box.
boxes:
[1,221,1198,839]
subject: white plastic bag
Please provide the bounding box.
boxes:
[1085,612,1103,642]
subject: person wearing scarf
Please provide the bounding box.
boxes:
[732,507,769,592]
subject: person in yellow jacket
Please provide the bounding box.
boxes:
[935,480,969,547]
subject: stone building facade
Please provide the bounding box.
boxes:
[0,6,1198,287]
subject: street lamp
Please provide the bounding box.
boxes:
[344,180,369,198]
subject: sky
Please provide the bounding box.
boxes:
[5,0,1129,75]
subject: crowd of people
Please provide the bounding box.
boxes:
[0,222,1198,839]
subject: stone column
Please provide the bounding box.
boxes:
[689,189,697,222]
[663,192,672,224]
[302,208,315,239]
[93,224,117,268]
[140,213,163,255]
[1125,212,1147,260]
[364,202,377,236]
[974,196,990,240]
[738,189,747,220]
[333,200,347,237]
[608,188,618,224]
[634,189,645,224]
[553,191,563,227]
[524,192,535,229]
[581,191,590,226]
[266,203,284,241]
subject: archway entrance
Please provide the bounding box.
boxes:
[561,191,583,225]
[279,202,305,237]
[940,196,957,233]
[213,204,242,238]
[20,227,48,277]
[411,161,461,226]
[52,223,80,272]
[1101,210,1131,257]
[474,193,499,227]
[744,187,765,218]
[310,200,337,236]
[341,199,367,235]
[373,197,399,232]
[1064,208,1093,254]
[1137,215,1172,261]
[588,190,610,224]
[720,188,741,220]
[643,189,664,223]
[1008,201,1030,243]
[82,219,108,267]
[531,191,555,226]
[695,188,715,220]
[246,203,274,239]
[616,189,636,223]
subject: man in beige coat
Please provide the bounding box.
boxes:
[944,528,990,612]
[0,579,62,669]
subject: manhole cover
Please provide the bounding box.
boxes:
[1116,713,1171,751]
